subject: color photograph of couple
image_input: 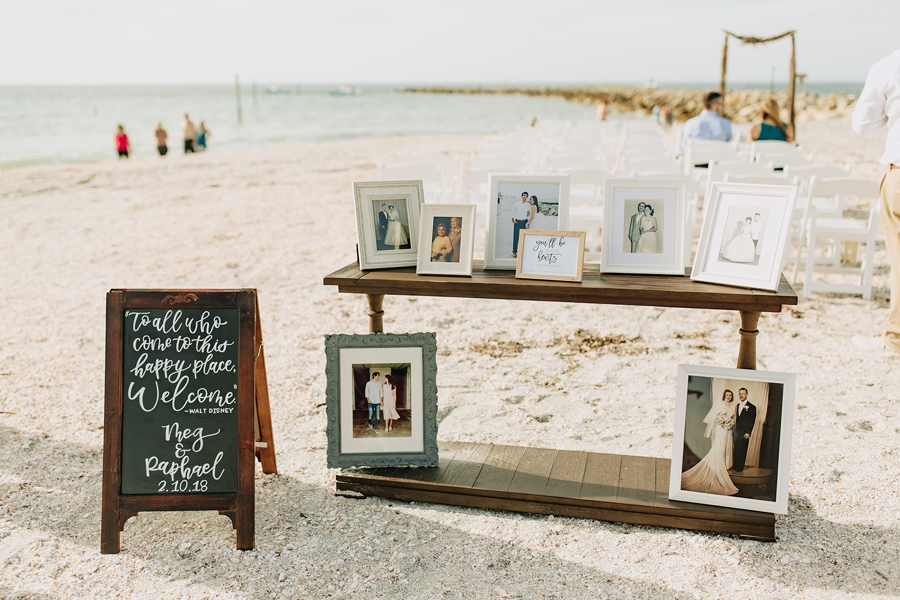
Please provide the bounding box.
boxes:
[351,364,411,438]
[679,375,785,503]
[372,199,412,251]
[623,199,664,254]
[717,207,768,266]
[429,216,463,263]
[494,182,561,259]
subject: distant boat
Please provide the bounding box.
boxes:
[266,85,292,94]
[331,86,362,96]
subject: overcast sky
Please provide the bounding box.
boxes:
[1,0,896,85]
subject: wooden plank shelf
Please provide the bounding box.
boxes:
[336,441,776,541]
[324,262,798,313]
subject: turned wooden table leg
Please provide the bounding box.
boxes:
[737,310,760,370]
[366,294,385,333]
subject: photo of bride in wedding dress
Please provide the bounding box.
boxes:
[717,206,768,266]
[681,389,739,496]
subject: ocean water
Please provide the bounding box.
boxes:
[0,82,862,169]
[0,84,597,169]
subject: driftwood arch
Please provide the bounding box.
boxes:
[720,30,796,130]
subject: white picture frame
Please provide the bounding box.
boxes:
[669,364,795,515]
[515,230,586,282]
[601,178,686,275]
[485,173,570,270]
[353,180,424,270]
[691,182,797,291]
[416,204,477,277]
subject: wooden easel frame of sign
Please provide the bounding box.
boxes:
[101,289,276,554]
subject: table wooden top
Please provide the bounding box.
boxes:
[324,261,798,313]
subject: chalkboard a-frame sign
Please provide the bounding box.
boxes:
[101,289,276,554]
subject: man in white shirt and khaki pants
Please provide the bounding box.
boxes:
[853,49,900,354]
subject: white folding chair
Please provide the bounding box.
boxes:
[790,177,880,299]
[620,156,681,177]
[765,154,812,170]
[725,174,797,186]
[783,164,851,196]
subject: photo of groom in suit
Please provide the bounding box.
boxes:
[376,204,389,250]
[731,387,757,473]
[627,201,646,252]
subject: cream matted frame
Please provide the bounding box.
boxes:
[515,230,585,282]
[416,204,477,277]
[485,173,570,270]
[691,182,797,291]
[353,180,424,270]
[601,178,686,275]
[669,364,795,514]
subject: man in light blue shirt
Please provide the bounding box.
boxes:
[682,92,732,152]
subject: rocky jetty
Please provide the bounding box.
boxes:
[403,85,856,123]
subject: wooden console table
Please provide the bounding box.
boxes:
[323,261,798,540]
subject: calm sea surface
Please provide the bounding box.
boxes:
[0,82,862,168]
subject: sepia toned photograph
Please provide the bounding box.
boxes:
[670,365,795,514]
[485,174,570,270]
[416,203,477,276]
[601,178,685,275]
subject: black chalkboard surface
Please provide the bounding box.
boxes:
[121,308,240,494]
[102,290,274,554]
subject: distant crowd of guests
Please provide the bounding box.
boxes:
[114,114,210,159]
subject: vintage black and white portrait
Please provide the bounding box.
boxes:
[670,365,795,514]
[623,199,665,254]
[717,206,769,266]
[601,178,685,275]
[324,332,438,468]
[416,204,477,276]
[353,180,423,270]
[691,182,797,291]
[372,199,412,251]
[485,174,570,270]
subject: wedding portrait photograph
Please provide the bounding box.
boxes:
[353,180,424,270]
[416,204,477,276]
[485,174,570,270]
[691,182,797,291]
[324,332,438,468]
[669,365,796,514]
[601,178,685,275]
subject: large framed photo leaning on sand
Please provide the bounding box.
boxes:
[669,365,795,514]
[691,182,797,291]
[324,332,438,468]
[485,173,570,270]
[416,204,477,276]
[353,180,424,270]
[515,230,585,282]
[601,178,686,275]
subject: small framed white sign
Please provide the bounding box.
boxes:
[515,230,585,282]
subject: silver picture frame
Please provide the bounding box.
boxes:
[354,180,424,270]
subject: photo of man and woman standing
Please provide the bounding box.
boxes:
[352,364,411,438]
[430,216,463,262]
[373,200,412,251]
[623,199,664,254]
[494,182,561,259]
[718,207,768,265]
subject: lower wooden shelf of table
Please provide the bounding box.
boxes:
[336,441,776,541]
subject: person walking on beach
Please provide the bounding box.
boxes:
[364,372,383,433]
[628,202,646,252]
[511,191,531,258]
[196,121,211,151]
[114,125,130,159]
[852,48,900,354]
[154,122,168,156]
[181,114,196,154]
[682,91,732,152]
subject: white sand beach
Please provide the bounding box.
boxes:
[1,119,898,599]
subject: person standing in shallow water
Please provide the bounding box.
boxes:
[196,121,210,151]
[181,114,196,154]
[154,122,168,156]
[114,125,129,159]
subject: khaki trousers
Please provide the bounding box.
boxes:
[880,167,900,352]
